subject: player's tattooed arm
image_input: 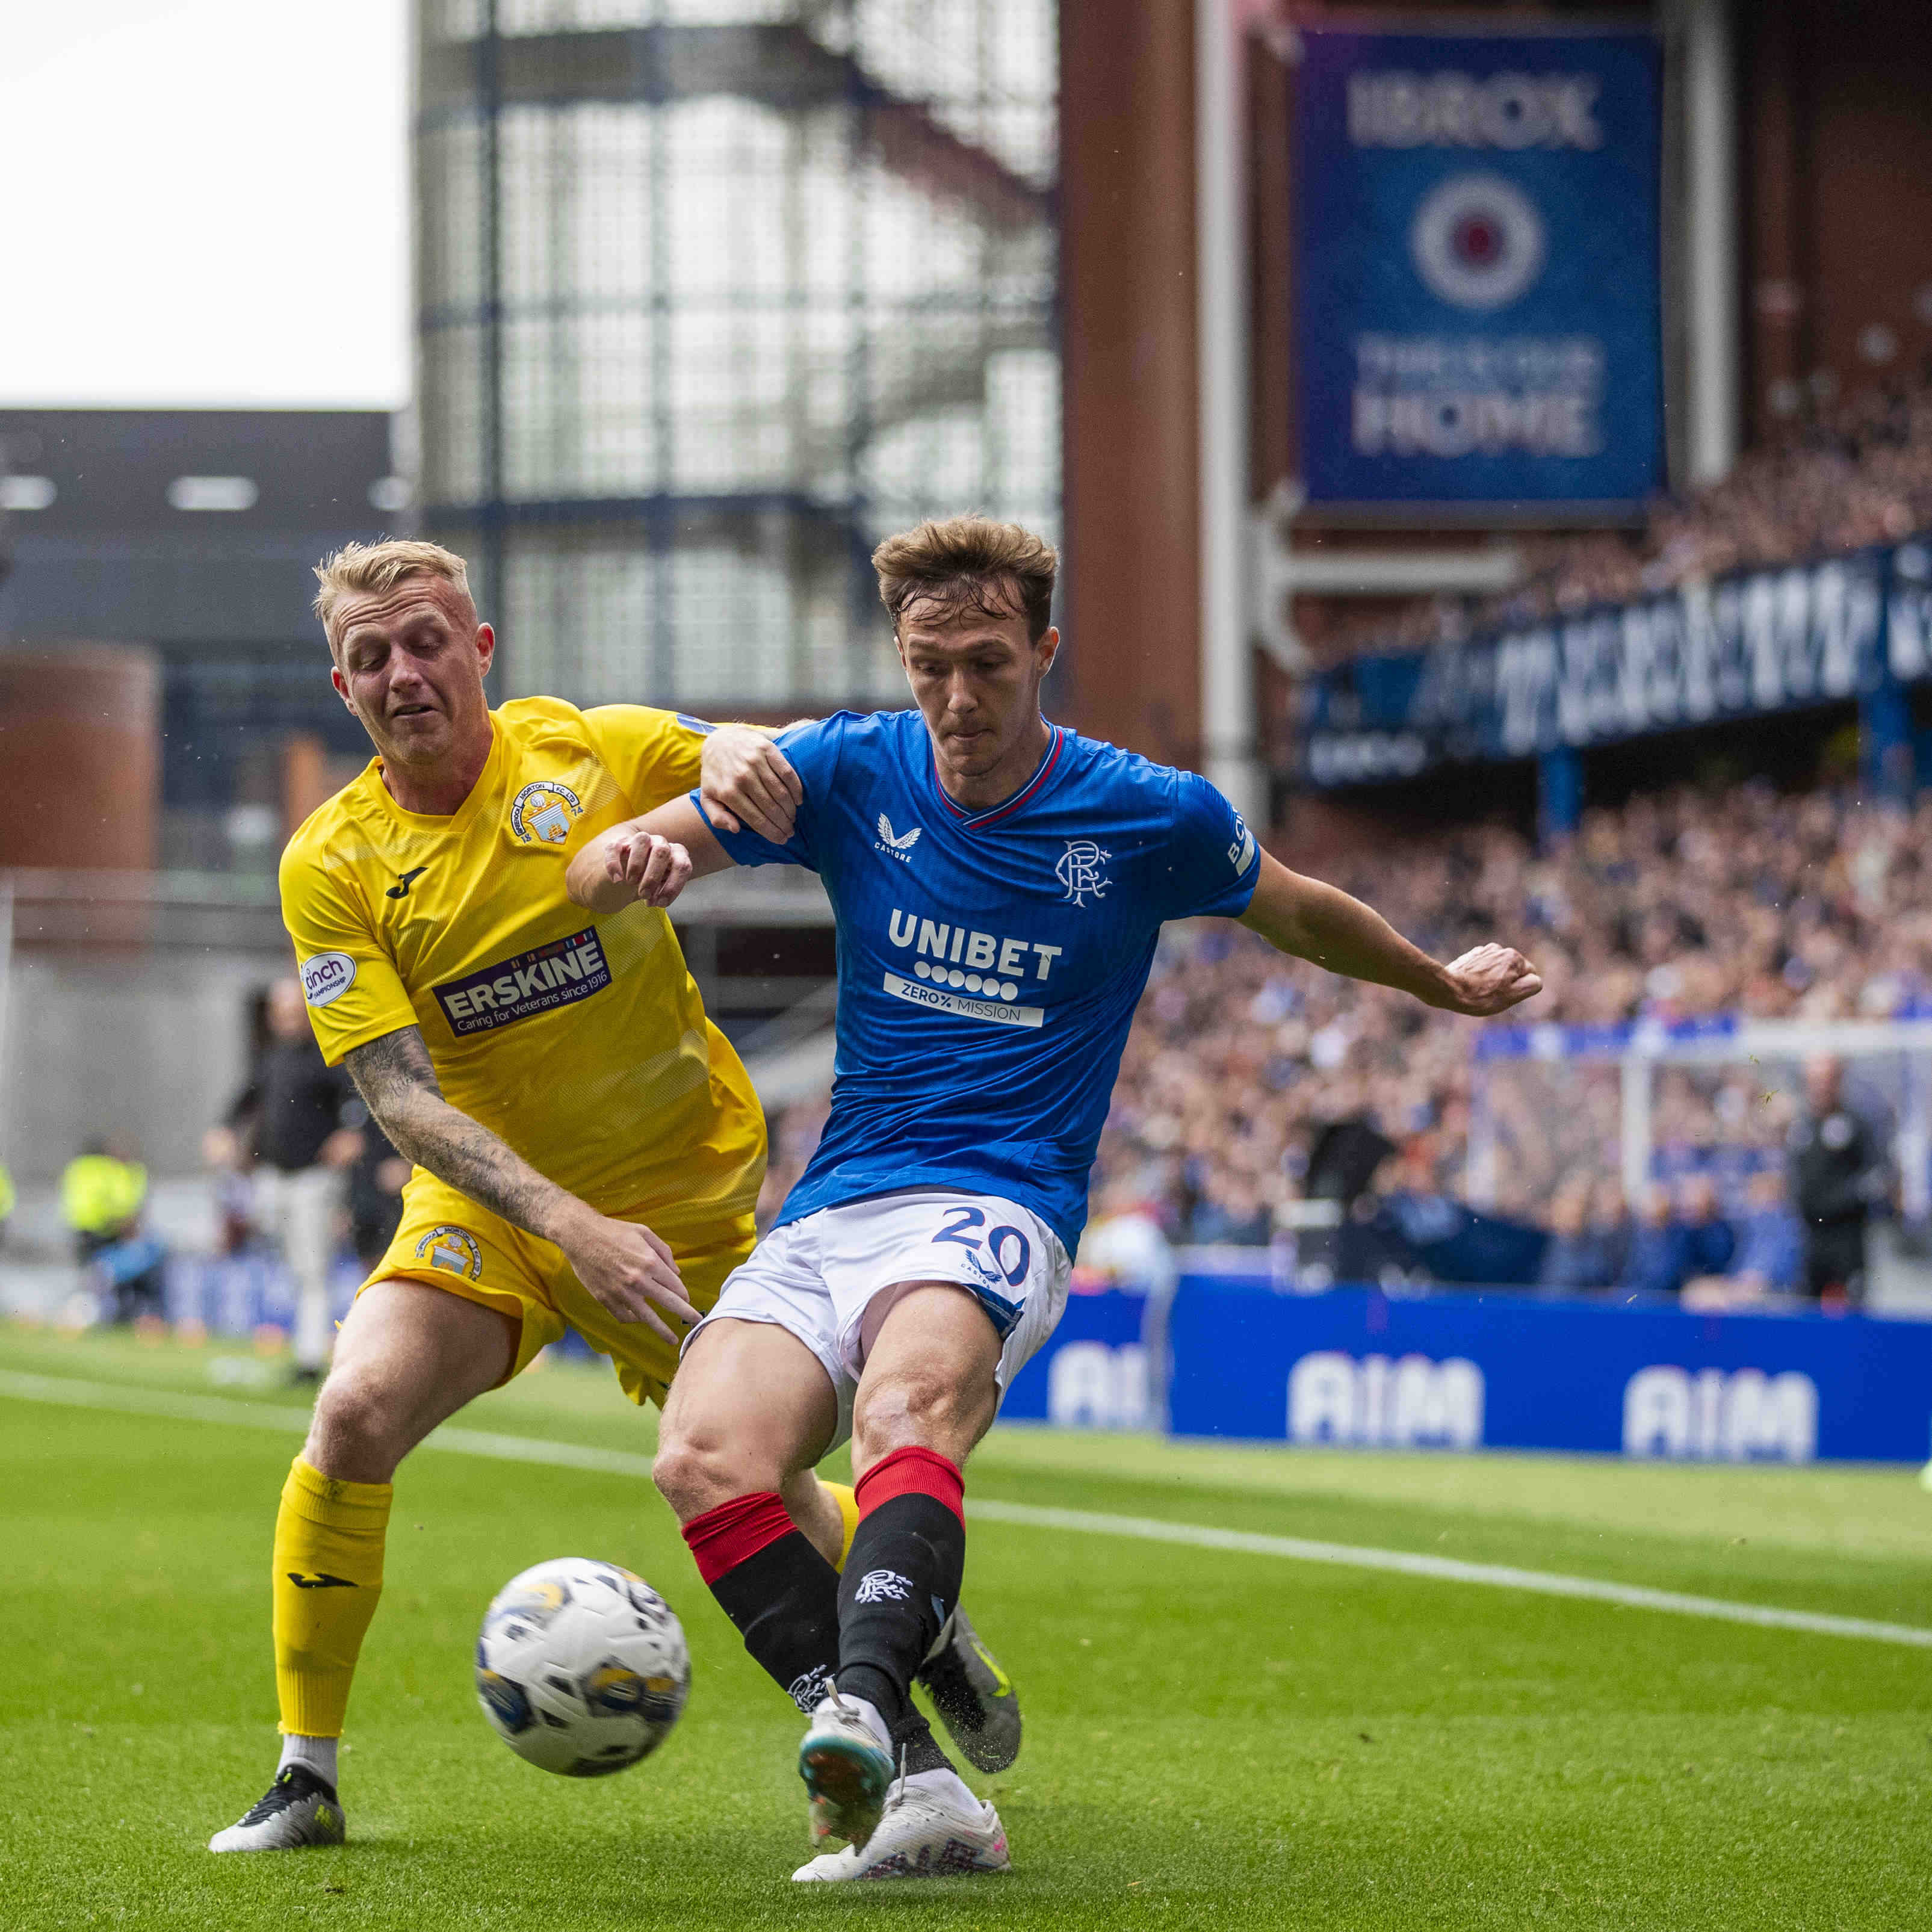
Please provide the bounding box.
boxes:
[566,796,737,917]
[341,1026,698,1342]
[1238,851,1542,1018]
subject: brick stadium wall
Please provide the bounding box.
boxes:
[0,645,158,873]
[1745,0,1932,442]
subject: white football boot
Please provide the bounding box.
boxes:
[797,1694,895,1850]
[208,1765,345,1852]
[793,1770,1010,1882]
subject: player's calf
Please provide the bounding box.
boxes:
[835,1446,968,1730]
[681,1489,844,1716]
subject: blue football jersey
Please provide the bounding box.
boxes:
[698,710,1261,1254]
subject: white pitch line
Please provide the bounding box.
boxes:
[5,1366,1929,1651]
[0,1368,658,1477]
[964,1500,1932,1652]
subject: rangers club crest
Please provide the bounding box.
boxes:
[1056,839,1111,906]
[1409,172,1547,312]
[510,780,583,846]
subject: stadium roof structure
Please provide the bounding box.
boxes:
[0,408,400,646]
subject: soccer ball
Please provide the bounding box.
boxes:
[474,1558,690,1777]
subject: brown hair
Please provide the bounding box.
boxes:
[872,514,1057,642]
[312,538,474,656]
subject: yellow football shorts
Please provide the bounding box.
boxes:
[361,1169,756,1407]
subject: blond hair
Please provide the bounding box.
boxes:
[872,514,1057,642]
[312,539,474,655]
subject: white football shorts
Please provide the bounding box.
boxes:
[686,1187,1071,1449]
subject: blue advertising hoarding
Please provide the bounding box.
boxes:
[1002,1287,1153,1429]
[997,1277,1932,1464]
[1294,22,1664,511]
[1166,1283,1932,1464]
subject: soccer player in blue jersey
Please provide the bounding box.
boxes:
[567,515,1540,1883]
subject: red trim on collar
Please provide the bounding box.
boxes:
[933,725,1064,831]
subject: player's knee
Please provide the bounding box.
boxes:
[652,1423,770,1521]
[852,1363,984,1466]
[303,1372,410,1484]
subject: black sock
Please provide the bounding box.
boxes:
[707,1529,842,1714]
[894,1706,953,1776]
[703,1523,958,1771]
[836,1494,965,1729]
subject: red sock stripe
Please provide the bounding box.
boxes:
[855,1446,964,1525]
[681,1491,796,1585]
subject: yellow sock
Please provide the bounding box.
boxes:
[272,1456,391,1739]
[825,1481,860,1573]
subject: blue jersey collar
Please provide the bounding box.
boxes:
[927,722,1065,832]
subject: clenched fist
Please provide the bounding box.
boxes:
[1434,943,1543,1017]
[603,828,692,909]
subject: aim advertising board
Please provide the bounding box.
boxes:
[1293,19,1664,513]
[999,1280,1932,1464]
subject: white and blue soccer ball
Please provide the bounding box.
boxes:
[475,1558,690,1777]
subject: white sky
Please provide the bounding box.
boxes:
[0,1,410,407]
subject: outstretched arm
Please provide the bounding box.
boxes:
[343,1024,698,1343]
[566,794,738,917]
[1237,852,1541,1017]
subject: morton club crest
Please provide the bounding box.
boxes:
[510,780,583,846]
[415,1223,485,1280]
[1055,839,1111,907]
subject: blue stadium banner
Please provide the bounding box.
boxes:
[1166,1283,1932,1464]
[1293,21,1664,511]
[1299,542,1910,787]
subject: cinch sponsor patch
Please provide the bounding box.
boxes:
[300,951,358,1008]
[433,928,612,1036]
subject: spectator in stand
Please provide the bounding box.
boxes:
[211,979,365,1382]
[1729,1168,1806,1294]
[1077,1174,1180,1295]
[1787,1055,1888,1304]
[1619,1184,1685,1297]
[1186,1172,1272,1247]
[1537,1175,1615,1289]
[1676,1174,1737,1281]
[1587,1178,1632,1286]
[1685,1167,1806,1307]
[60,1138,166,1324]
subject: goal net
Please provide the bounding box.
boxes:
[1466,1016,1932,1222]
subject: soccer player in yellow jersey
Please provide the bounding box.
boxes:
[209,540,1015,1853]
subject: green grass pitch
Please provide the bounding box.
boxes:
[2,1321,1928,1930]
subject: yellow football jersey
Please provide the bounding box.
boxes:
[278,697,763,1222]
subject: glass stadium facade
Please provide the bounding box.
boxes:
[414,0,1059,710]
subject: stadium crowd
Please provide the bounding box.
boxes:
[760,778,1919,1296]
[1317,372,1932,661]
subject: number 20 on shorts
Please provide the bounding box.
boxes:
[930,1204,1032,1286]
